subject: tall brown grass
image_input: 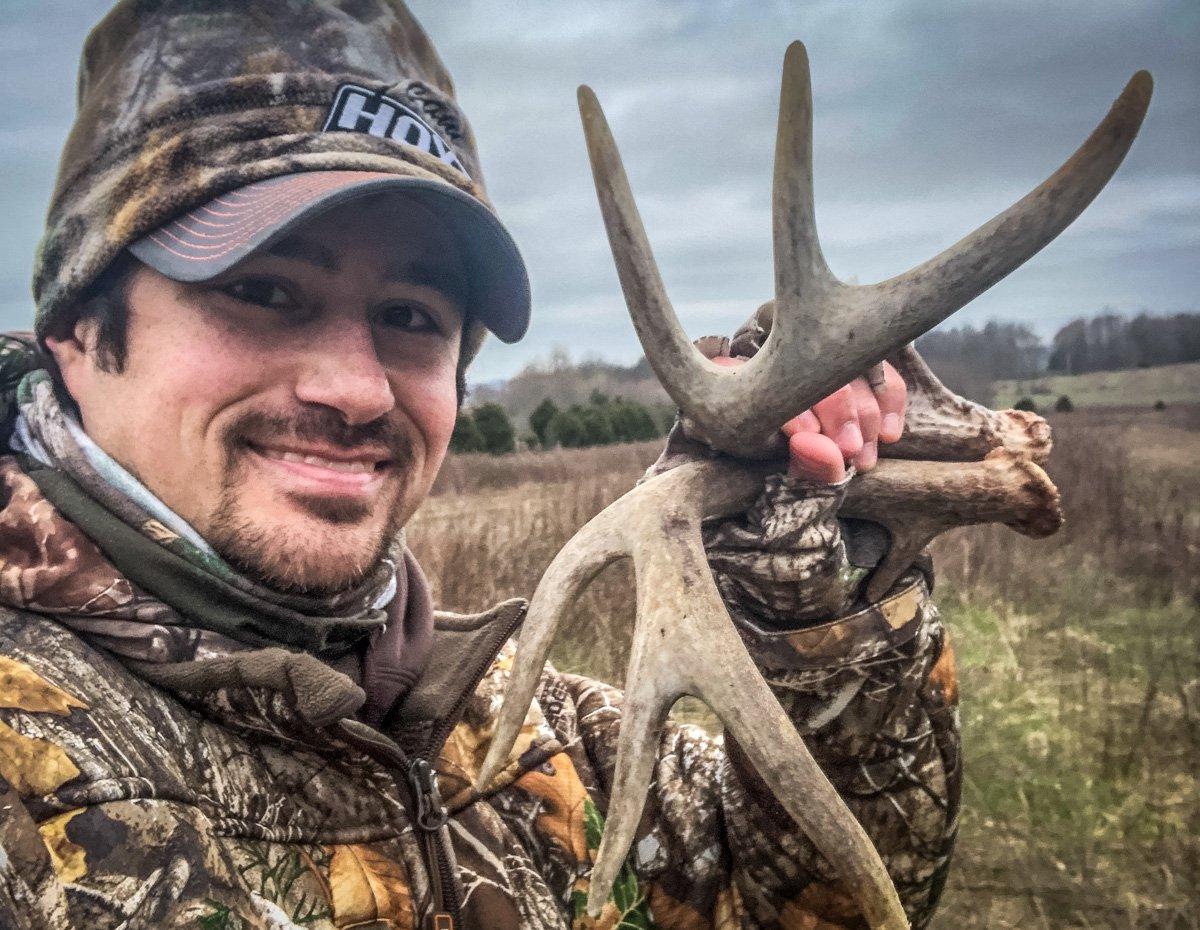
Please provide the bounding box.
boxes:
[407,408,1199,929]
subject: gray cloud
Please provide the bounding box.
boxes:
[1,1,1195,383]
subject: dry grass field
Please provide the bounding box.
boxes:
[407,406,1200,929]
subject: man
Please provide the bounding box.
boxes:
[0,3,956,929]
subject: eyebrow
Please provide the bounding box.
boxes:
[263,235,340,272]
[386,261,470,309]
[262,236,469,307]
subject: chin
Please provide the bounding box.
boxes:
[208,498,404,596]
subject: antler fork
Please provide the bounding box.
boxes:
[476,42,1150,928]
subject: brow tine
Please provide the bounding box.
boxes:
[585,632,678,916]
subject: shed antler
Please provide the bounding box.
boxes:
[476,42,1149,928]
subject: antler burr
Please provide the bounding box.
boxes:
[476,41,1149,928]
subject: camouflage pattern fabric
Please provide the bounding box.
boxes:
[33,0,492,365]
[0,453,959,929]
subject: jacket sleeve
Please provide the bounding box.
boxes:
[553,473,961,930]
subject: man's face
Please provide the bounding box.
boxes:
[49,195,466,594]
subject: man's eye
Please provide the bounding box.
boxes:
[376,303,439,333]
[221,279,294,310]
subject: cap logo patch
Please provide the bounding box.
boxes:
[324,83,470,179]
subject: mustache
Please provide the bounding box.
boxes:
[229,408,415,465]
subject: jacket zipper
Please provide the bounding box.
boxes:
[376,602,528,930]
[407,756,456,929]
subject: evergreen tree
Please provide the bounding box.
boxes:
[472,402,516,454]
[548,409,586,448]
[529,398,559,448]
[449,412,484,453]
[607,399,659,442]
[630,404,660,440]
[577,405,615,446]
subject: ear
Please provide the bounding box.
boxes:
[43,317,102,399]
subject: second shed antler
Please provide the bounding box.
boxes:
[476,42,1150,929]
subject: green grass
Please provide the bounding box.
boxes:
[992,361,1200,411]
[935,577,1198,929]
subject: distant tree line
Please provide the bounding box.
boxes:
[916,311,1200,402]
[917,321,1045,402]
[1048,313,1200,375]
[450,391,672,455]
[455,310,1198,451]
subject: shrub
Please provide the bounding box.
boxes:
[1055,395,1074,413]
[1014,397,1038,413]
[577,405,615,446]
[1154,399,1166,411]
[529,398,559,448]
[449,412,485,453]
[607,399,659,442]
[472,402,516,454]
[548,409,586,448]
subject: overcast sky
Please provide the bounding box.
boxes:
[0,1,1196,384]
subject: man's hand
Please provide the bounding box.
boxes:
[712,357,907,483]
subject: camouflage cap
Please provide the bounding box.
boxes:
[34,0,530,362]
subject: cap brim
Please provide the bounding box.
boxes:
[128,170,530,343]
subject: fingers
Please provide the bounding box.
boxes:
[787,431,845,483]
[705,352,907,482]
[874,361,907,444]
[812,386,862,459]
[847,378,880,471]
[781,409,821,437]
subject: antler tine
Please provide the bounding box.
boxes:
[474,517,627,792]
[584,613,678,916]
[844,453,1063,601]
[886,344,1054,464]
[773,40,832,313]
[577,86,720,423]
[845,71,1153,373]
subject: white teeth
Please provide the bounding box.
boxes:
[259,448,376,474]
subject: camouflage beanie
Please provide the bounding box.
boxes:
[34,0,530,368]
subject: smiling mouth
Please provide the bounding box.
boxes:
[245,442,394,492]
[257,447,383,473]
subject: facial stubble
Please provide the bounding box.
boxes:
[206,408,416,596]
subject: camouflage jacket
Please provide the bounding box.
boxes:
[0,459,960,930]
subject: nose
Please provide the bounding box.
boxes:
[293,318,396,425]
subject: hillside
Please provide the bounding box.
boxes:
[468,350,671,426]
[993,361,1200,410]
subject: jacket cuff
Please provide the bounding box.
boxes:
[730,571,931,673]
[704,470,865,627]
